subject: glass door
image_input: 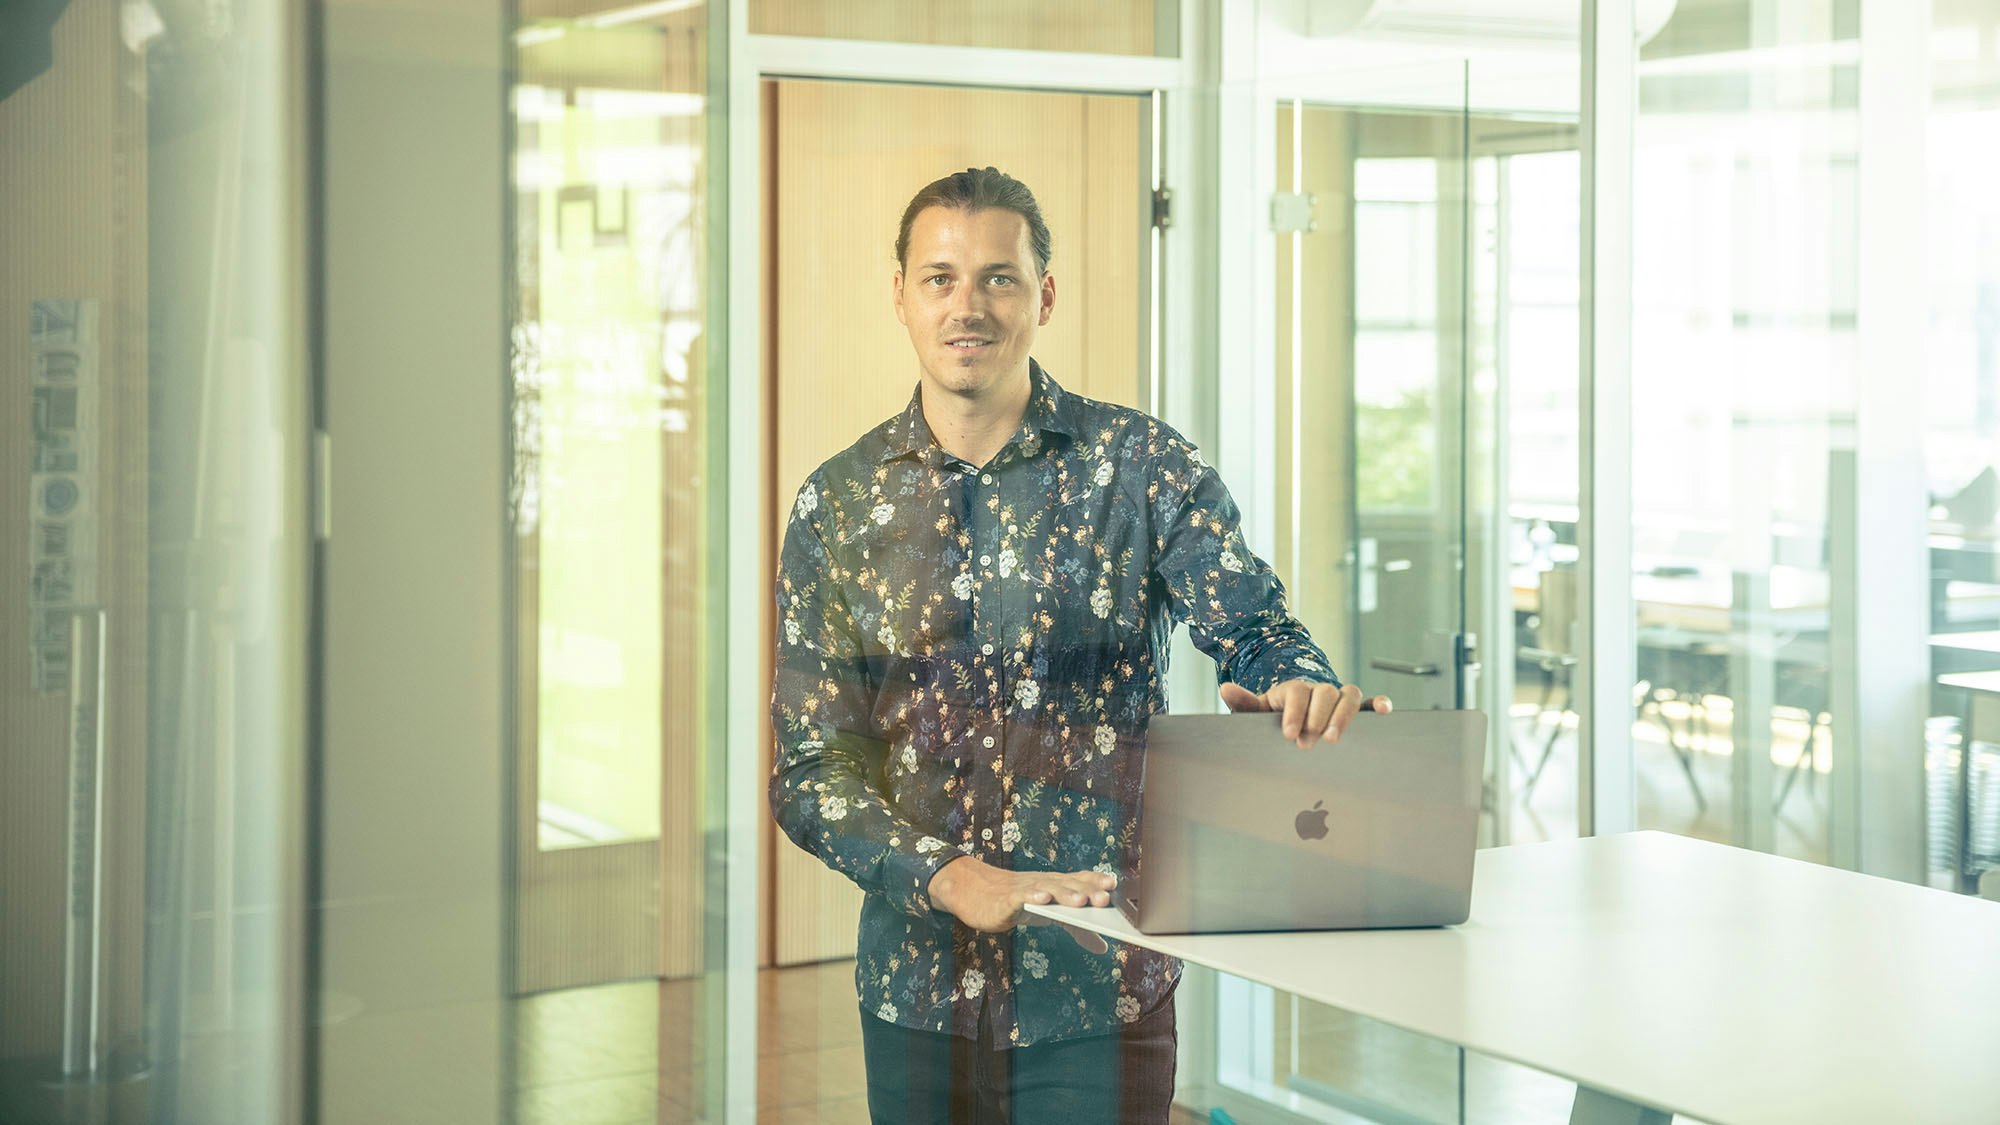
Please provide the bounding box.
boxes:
[1268,72,1477,732]
[1343,106,1476,716]
[1204,61,1486,1123]
[1254,60,1483,734]
[1202,39,1583,1118]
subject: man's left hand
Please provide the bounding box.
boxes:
[1219,680,1392,750]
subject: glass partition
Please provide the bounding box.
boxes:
[1629,0,1860,861]
[0,1,312,1118]
[507,2,723,1121]
[1494,141,1586,844]
[1197,0,1590,1110]
[1925,2,2000,897]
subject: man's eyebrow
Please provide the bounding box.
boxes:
[916,261,1027,274]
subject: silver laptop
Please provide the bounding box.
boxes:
[1116,710,1485,934]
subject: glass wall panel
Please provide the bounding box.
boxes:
[750,0,1178,57]
[1925,1,2000,898]
[314,0,518,1117]
[1217,3,1589,1116]
[1630,0,1859,861]
[0,1,311,1120]
[507,1,721,1122]
[1258,23,1589,843]
[1496,143,1585,843]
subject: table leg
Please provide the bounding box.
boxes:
[1569,1085,1672,1125]
[1960,693,1977,895]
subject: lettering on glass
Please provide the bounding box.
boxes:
[28,299,99,693]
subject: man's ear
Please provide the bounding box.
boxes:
[893,270,907,326]
[1038,270,1055,327]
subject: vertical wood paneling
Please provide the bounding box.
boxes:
[1082,96,1144,411]
[766,78,1144,966]
[750,0,1164,57]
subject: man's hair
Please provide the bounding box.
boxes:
[895,166,1052,276]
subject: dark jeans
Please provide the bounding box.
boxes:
[858,996,1177,1125]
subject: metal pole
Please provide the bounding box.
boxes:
[61,608,109,1080]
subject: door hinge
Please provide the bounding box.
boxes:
[1151,187,1173,230]
[1270,191,1316,234]
[1456,632,1481,709]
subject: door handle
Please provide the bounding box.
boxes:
[1369,658,1440,676]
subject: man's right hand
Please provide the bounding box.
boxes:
[926,856,1116,953]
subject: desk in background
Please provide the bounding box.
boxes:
[1938,670,2000,895]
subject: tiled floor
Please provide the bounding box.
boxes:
[512,961,874,1125]
[512,962,1595,1124]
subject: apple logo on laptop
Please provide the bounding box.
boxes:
[1295,800,1329,841]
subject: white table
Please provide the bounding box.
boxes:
[1028,831,2000,1125]
[1933,630,2000,655]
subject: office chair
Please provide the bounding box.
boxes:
[1513,565,1578,802]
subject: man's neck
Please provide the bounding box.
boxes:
[919,367,1033,468]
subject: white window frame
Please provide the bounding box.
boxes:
[1578,0,1637,837]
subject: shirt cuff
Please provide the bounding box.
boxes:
[1236,648,1342,695]
[883,839,971,920]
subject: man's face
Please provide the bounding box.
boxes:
[894,205,1055,401]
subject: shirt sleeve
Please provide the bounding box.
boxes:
[768,474,966,919]
[1151,449,1342,694]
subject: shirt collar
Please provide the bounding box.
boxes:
[878,361,1082,464]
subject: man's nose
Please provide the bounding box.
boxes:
[948,281,986,320]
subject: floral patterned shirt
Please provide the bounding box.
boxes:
[769,363,1339,1048]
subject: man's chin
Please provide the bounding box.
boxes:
[920,351,1027,397]
[929,360,994,388]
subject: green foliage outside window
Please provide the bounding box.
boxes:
[1356,386,1436,511]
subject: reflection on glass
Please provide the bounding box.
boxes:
[508,6,713,1120]
[1630,2,1856,862]
[1353,154,1443,513]
[1925,3,2000,895]
[520,75,672,850]
[515,21,708,854]
[1,1,307,1119]
[1496,147,1583,844]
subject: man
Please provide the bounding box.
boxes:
[770,167,1388,1124]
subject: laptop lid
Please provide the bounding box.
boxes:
[1120,710,1485,935]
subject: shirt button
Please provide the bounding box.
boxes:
[980,554,992,566]
[981,643,994,656]
[983,735,995,748]
[981,473,994,485]
[981,828,994,840]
